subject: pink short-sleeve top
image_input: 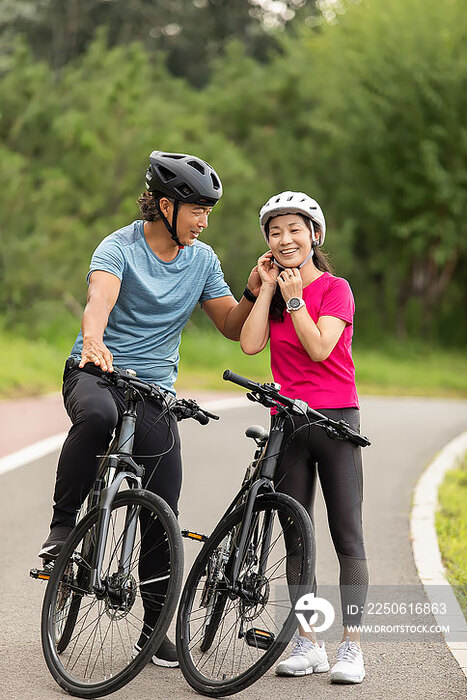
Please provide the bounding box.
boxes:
[269,271,359,409]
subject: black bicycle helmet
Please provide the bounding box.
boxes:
[145,151,222,247]
[146,151,223,205]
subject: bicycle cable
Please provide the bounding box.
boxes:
[131,390,178,488]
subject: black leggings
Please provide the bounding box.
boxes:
[274,408,368,626]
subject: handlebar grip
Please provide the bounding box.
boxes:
[337,421,371,447]
[68,358,107,378]
[193,411,210,426]
[223,369,259,391]
[351,432,371,447]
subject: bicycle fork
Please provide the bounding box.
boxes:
[88,464,142,595]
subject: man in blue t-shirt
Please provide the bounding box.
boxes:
[39,151,260,666]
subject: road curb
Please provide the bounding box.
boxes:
[411,430,467,678]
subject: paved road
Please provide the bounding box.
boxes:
[1,396,467,699]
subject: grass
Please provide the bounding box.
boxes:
[179,330,467,398]
[1,326,467,399]
[0,330,67,398]
[435,454,467,620]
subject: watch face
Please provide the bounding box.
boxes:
[288,297,301,309]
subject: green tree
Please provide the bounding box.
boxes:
[289,0,467,339]
[0,35,258,334]
[0,0,319,85]
[2,0,466,346]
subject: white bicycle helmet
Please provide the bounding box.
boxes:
[259,191,326,246]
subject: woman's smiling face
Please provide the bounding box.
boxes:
[267,213,314,267]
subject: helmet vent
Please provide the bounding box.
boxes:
[287,196,293,201]
[157,165,177,182]
[211,173,221,189]
[275,197,281,203]
[176,183,194,197]
[188,160,205,174]
[163,153,184,159]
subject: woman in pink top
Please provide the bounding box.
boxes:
[241,191,368,685]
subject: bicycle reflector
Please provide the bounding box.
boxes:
[245,628,275,650]
[30,564,53,581]
[181,529,208,543]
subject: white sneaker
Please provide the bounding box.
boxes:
[330,638,365,684]
[275,634,329,676]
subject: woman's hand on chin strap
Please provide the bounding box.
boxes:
[246,265,262,298]
[257,251,279,288]
[277,267,303,302]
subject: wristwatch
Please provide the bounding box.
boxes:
[286,297,306,313]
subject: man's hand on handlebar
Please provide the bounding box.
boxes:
[79,337,114,372]
[71,359,219,426]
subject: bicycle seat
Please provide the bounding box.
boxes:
[245,425,268,443]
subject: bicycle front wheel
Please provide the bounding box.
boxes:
[176,492,315,697]
[41,489,183,698]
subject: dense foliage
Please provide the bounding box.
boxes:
[1,0,466,345]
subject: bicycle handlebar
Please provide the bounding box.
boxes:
[222,370,260,392]
[68,358,219,425]
[223,368,371,447]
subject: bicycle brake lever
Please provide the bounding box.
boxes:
[246,392,276,409]
[322,424,341,440]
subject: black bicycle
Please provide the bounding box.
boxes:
[176,369,371,697]
[32,359,218,698]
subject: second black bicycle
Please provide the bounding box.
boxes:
[176,369,371,697]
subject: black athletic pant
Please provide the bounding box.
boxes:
[52,366,182,527]
[51,365,182,634]
[274,408,369,627]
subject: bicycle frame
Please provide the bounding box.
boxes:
[217,411,288,592]
[88,385,146,595]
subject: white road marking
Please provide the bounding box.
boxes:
[0,398,249,476]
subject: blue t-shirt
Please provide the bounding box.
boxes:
[70,220,232,392]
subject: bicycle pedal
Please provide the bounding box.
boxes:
[245,627,275,650]
[181,529,208,543]
[30,562,54,581]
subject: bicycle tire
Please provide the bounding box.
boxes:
[176,492,315,697]
[42,489,183,698]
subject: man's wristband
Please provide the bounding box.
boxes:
[243,287,257,303]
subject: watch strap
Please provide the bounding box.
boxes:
[243,287,257,303]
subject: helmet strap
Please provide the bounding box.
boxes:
[155,198,184,248]
[273,248,314,270]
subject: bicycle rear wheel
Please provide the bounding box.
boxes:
[176,492,314,697]
[42,489,183,698]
